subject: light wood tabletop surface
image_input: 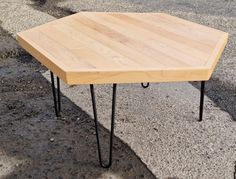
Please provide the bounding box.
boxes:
[17,12,228,85]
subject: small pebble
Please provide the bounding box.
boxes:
[50,137,54,142]
[140,174,144,178]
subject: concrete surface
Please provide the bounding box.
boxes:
[0,0,236,178]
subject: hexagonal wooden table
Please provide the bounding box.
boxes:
[17,12,228,168]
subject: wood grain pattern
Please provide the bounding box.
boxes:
[17,12,228,85]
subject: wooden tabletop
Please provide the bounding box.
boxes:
[17,12,228,85]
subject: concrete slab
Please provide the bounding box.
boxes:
[0,0,55,36]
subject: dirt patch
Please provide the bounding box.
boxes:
[191,78,236,121]
[0,26,156,178]
[0,24,21,59]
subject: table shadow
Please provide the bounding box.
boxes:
[191,79,236,121]
[0,47,158,178]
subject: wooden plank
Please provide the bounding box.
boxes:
[71,15,192,68]
[65,68,210,84]
[80,13,208,66]
[62,17,168,68]
[50,22,142,69]
[110,13,215,49]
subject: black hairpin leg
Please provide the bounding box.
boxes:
[141,82,149,88]
[50,71,61,117]
[199,81,205,121]
[234,162,236,179]
[90,84,117,168]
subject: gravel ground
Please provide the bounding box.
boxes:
[0,0,236,178]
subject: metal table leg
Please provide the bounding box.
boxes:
[90,84,117,168]
[141,82,149,88]
[199,81,205,121]
[49,75,205,167]
[234,162,236,179]
[50,71,61,117]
